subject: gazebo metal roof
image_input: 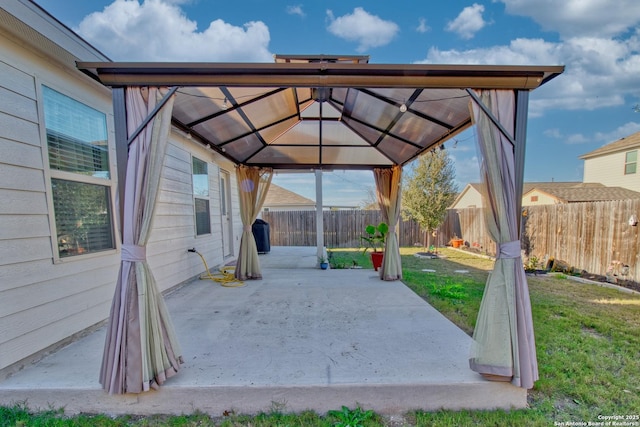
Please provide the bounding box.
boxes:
[78,55,563,170]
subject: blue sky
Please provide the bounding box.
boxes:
[36,0,640,206]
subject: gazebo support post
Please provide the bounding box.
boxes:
[315,169,324,267]
[514,90,529,231]
[112,87,128,234]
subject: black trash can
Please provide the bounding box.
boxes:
[252,218,270,254]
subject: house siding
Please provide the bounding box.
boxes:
[583,151,640,192]
[522,190,560,206]
[0,34,120,371]
[450,185,484,209]
[0,10,238,373]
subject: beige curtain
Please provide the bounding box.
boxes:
[235,165,273,280]
[100,87,182,394]
[469,89,538,389]
[374,165,402,281]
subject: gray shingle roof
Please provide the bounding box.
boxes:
[264,183,315,208]
[461,181,640,204]
[579,130,640,159]
[525,183,640,202]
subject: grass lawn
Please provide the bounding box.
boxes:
[2,247,639,426]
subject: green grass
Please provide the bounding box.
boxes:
[3,247,640,426]
[327,248,372,269]
[401,247,640,425]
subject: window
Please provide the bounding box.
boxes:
[530,196,538,202]
[43,86,115,258]
[625,150,637,175]
[192,157,211,235]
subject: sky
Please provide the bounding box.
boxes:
[35,0,640,207]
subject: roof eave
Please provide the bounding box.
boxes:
[76,62,565,90]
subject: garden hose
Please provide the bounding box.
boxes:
[187,248,244,287]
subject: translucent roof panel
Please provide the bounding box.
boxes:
[226,87,279,104]
[78,60,563,169]
[320,146,393,166]
[340,118,383,145]
[273,121,371,147]
[258,117,300,143]
[249,146,319,165]
[173,87,226,124]
[192,110,251,145]
[222,134,264,163]
[410,88,471,126]
[300,101,342,119]
[237,88,298,130]
[392,112,451,148]
[377,135,422,165]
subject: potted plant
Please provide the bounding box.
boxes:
[318,255,329,270]
[450,234,464,248]
[360,222,388,271]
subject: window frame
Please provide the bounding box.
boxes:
[38,81,118,262]
[192,155,212,236]
[624,150,637,175]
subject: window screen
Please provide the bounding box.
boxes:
[52,179,114,256]
[43,86,109,179]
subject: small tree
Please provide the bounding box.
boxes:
[402,149,458,251]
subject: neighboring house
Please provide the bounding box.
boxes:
[450,181,640,209]
[522,183,640,206]
[450,182,579,209]
[0,1,241,375]
[263,183,316,211]
[580,130,640,192]
[449,183,485,209]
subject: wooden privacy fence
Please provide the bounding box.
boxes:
[262,210,424,248]
[521,200,640,282]
[439,201,640,282]
[262,200,640,283]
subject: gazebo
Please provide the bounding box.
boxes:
[77,55,564,395]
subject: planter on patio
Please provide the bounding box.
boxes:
[451,238,464,248]
[370,251,384,271]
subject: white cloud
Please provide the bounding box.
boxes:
[445,3,487,40]
[449,150,480,186]
[326,7,399,52]
[76,0,273,62]
[543,123,640,146]
[593,122,640,145]
[497,0,640,38]
[566,133,590,145]
[543,128,562,139]
[417,32,640,117]
[286,5,305,17]
[416,18,430,33]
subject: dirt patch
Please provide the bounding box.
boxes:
[576,272,640,293]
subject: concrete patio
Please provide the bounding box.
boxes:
[0,246,526,416]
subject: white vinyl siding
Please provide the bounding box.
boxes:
[521,190,561,206]
[0,9,241,374]
[583,150,640,192]
[0,45,121,372]
[450,185,484,209]
[149,139,230,287]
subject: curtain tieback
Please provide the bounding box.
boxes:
[496,240,521,259]
[122,244,147,262]
[243,225,252,232]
